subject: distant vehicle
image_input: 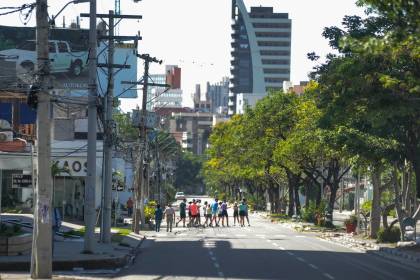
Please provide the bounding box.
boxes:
[175,192,186,200]
[0,40,88,77]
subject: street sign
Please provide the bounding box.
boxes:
[12,174,32,188]
[132,109,158,129]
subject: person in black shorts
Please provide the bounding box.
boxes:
[233,202,239,226]
[187,201,192,225]
[176,199,187,227]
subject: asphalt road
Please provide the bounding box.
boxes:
[116,209,420,280]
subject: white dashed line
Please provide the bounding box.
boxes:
[235,234,246,237]
[214,263,220,269]
[287,252,295,256]
[323,273,335,279]
[309,264,318,270]
[295,235,306,238]
[211,256,217,261]
[217,234,227,237]
[296,257,306,263]
[278,246,285,250]
[256,234,266,238]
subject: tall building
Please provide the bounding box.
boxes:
[165,65,181,89]
[207,77,229,114]
[229,1,292,115]
[193,84,211,113]
[147,66,183,110]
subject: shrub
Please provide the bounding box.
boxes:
[344,215,358,226]
[302,201,317,223]
[144,200,158,222]
[377,227,401,243]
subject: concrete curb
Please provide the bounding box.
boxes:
[320,235,420,269]
[0,236,147,272]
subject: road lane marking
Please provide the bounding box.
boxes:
[309,264,318,270]
[278,246,285,250]
[295,235,306,238]
[323,273,335,279]
[296,257,306,263]
[214,263,220,269]
[256,234,266,238]
[287,252,294,256]
[217,234,227,237]
[235,234,246,237]
[211,256,216,261]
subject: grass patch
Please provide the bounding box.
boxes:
[62,228,85,238]
[111,227,131,244]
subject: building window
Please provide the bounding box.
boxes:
[263,68,290,74]
[258,41,290,47]
[260,50,290,56]
[256,32,291,38]
[252,22,291,28]
[265,77,286,83]
[262,59,290,65]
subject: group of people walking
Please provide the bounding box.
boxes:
[154,198,251,232]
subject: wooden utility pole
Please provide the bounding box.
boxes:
[122,55,167,233]
[31,0,53,278]
[81,10,141,241]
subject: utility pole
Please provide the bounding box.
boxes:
[101,9,115,244]
[31,0,53,278]
[83,0,98,254]
[122,55,166,233]
[81,11,141,242]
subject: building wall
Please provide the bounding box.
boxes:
[236,93,267,115]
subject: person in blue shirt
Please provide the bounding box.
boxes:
[211,198,219,227]
[154,204,163,232]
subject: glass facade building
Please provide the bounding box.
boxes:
[229,1,292,115]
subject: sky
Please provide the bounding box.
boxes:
[0,0,365,111]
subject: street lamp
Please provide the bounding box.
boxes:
[49,0,89,27]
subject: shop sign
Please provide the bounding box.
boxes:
[57,159,88,176]
[12,174,32,188]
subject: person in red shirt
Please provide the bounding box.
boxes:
[189,199,199,227]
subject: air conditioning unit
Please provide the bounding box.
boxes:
[0,131,13,142]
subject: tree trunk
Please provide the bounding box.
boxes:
[392,165,406,240]
[412,159,420,200]
[288,182,294,217]
[294,184,301,216]
[272,185,280,213]
[370,166,382,238]
[328,183,338,220]
[315,182,322,207]
[304,183,310,209]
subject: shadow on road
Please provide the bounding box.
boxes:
[117,239,420,280]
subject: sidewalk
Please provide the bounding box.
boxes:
[258,211,420,268]
[0,213,145,272]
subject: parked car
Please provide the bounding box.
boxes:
[175,192,186,200]
[0,40,88,77]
